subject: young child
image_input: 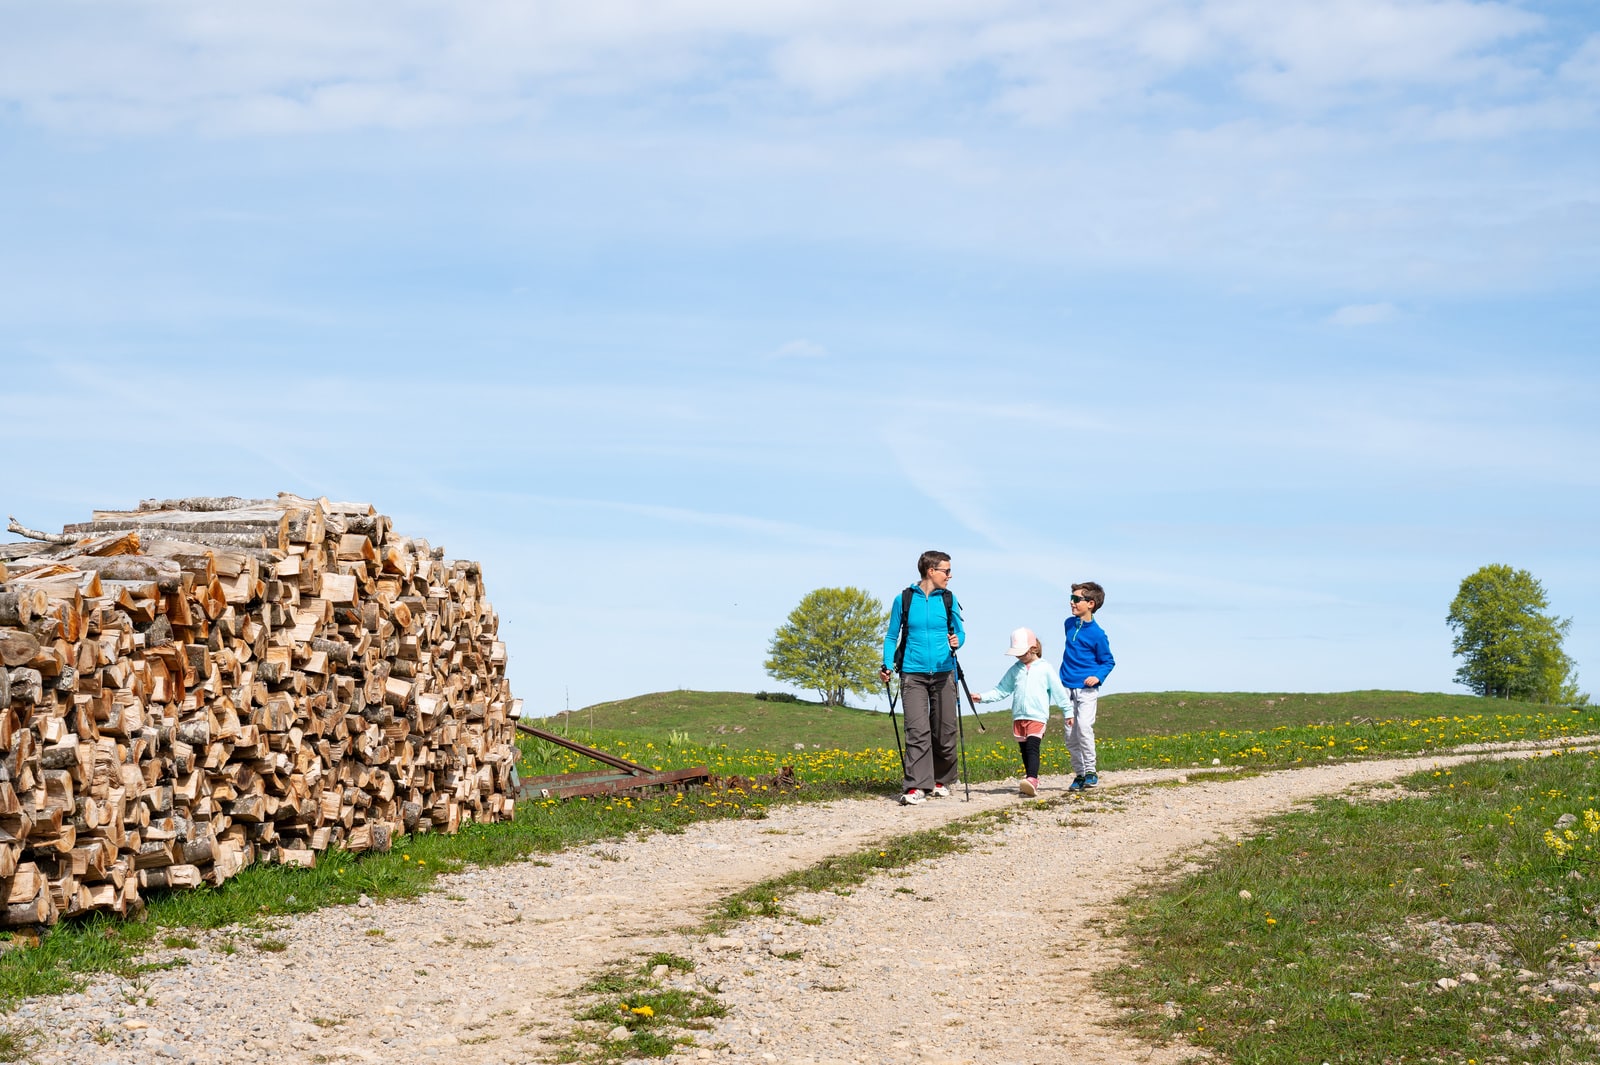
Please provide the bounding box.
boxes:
[970,627,1068,796]
[1060,581,1114,791]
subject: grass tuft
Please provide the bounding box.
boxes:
[561,959,726,1064]
[0,1024,32,1062]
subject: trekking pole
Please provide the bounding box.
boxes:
[950,652,986,801]
[947,655,985,796]
[954,679,971,801]
[951,654,987,733]
[882,674,907,778]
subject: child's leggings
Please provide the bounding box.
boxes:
[1013,719,1046,779]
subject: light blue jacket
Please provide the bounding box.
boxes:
[977,658,1069,723]
[883,586,965,674]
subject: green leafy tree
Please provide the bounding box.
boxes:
[1447,564,1586,703]
[764,587,887,707]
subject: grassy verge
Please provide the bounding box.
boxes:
[706,802,1033,932]
[1103,747,1600,1065]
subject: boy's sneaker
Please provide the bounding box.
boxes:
[1084,772,1100,788]
[899,789,926,806]
[930,783,951,798]
[1018,778,1038,797]
[1067,774,1087,792]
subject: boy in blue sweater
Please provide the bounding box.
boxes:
[1060,581,1114,791]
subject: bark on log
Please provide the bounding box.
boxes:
[0,592,33,627]
[1,632,41,669]
[0,887,57,928]
[5,517,74,543]
[136,497,265,513]
[66,526,282,551]
[61,557,184,593]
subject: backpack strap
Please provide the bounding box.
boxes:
[893,586,958,673]
[893,586,914,674]
[939,588,956,635]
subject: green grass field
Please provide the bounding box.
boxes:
[530,689,1600,786]
[1105,747,1600,1064]
[549,688,1546,745]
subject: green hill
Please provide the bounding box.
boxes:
[543,690,904,752]
[539,688,1560,753]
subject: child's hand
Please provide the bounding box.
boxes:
[1085,676,1100,687]
[968,692,980,704]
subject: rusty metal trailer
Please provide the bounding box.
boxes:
[513,720,711,799]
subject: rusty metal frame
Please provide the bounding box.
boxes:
[513,720,710,799]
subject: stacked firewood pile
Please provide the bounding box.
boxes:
[0,495,520,928]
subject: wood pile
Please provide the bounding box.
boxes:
[0,494,521,927]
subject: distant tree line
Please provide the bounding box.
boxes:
[759,567,1588,710]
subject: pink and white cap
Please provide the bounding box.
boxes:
[1004,627,1038,657]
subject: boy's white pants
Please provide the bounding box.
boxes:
[1063,686,1100,776]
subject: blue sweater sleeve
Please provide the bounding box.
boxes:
[1092,627,1115,682]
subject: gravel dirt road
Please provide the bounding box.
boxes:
[16,740,1591,1065]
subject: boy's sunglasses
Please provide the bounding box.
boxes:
[1070,595,1091,604]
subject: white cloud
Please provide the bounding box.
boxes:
[1413,96,1595,140]
[1327,301,1399,325]
[2,2,1596,296]
[770,34,953,101]
[769,339,828,360]
[1560,34,1600,90]
[0,0,1582,134]
[1219,0,1544,101]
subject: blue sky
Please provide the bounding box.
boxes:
[2,1,1597,716]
